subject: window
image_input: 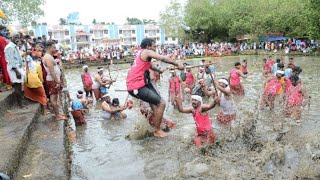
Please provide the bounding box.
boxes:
[165,37,168,41]
[104,30,108,34]
[156,37,160,41]
[65,31,69,35]
[132,37,136,41]
[172,37,176,41]
[90,30,93,34]
[157,30,160,33]
[145,30,148,33]
[132,30,135,34]
[119,30,122,34]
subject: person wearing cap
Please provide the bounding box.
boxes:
[168,66,181,108]
[71,90,89,125]
[196,66,205,82]
[203,78,237,124]
[92,67,112,101]
[259,70,285,109]
[126,38,184,138]
[81,65,93,98]
[5,32,27,108]
[101,94,127,120]
[229,62,251,96]
[175,94,219,148]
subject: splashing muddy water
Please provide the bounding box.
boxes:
[65,56,320,179]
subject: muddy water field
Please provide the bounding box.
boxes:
[65,56,320,180]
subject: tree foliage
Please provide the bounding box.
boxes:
[142,19,156,25]
[92,18,97,25]
[59,18,67,25]
[126,17,143,25]
[160,0,320,42]
[159,0,187,42]
[0,0,45,27]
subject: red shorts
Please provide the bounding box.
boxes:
[71,110,86,125]
[193,129,215,148]
[230,84,245,96]
[217,111,236,125]
[84,83,92,91]
[93,88,101,100]
[46,81,61,95]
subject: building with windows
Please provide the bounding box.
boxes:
[32,24,178,50]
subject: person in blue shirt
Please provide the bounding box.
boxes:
[71,90,88,125]
[284,63,294,78]
[273,59,281,75]
[209,60,215,74]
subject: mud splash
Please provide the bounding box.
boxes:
[65,56,320,179]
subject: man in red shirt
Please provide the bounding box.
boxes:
[0,25,10,87]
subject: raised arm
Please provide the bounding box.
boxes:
[214,81,231,95]
[175,96,193,113]
[144,50,183,70]
[238,70,249,78]
[202,84,215,97]
[201,95,220,112]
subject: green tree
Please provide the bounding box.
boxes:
[306,0,320,38]
[142,19,156,25]
[92,18,97,24]
[59,18,67,25]
[126,17,143,25]
[0,0,45,27]
[159,0,188,42]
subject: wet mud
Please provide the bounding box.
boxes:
[65,56,320,179]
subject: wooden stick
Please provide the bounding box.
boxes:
[209,72,218,93]
[168,62,216,71]
[115,89,128,92]
[109,66,130,72]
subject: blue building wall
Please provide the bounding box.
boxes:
[108,25,114,38]
[40,25,48,38]
[84,25,89,33]
[113,25,119,38]
[160,28,165,45]
[136,25,145,45]
[108,25,120,39]
[34,26,41,38]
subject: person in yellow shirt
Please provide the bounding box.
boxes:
[24,55,48,115]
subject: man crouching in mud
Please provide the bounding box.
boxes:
[126,38,184,138]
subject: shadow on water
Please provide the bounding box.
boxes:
[65,56,320,179]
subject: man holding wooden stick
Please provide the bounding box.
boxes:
[126,38,183,138]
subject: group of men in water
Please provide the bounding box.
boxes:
[70,38,309,148]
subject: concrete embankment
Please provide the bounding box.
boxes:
[0,90,72,179]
